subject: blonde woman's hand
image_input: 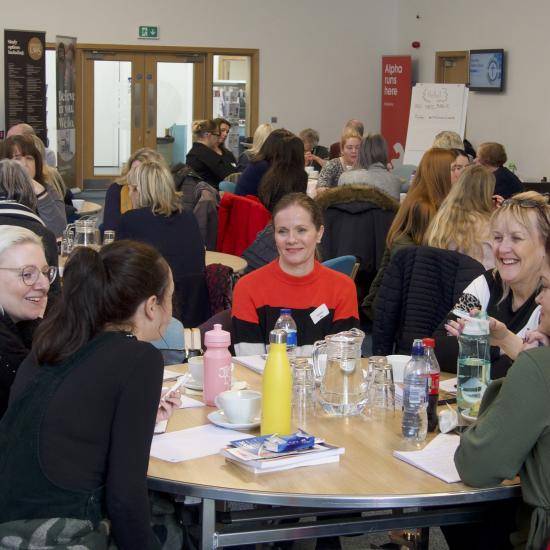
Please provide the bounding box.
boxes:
[523,330,550,350]
[156,389,182,423]
[492,194,505,208]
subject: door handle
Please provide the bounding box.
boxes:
[147,77,155,133]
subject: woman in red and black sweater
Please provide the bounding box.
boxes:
[232,193,359,356]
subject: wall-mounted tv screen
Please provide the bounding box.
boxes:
[469,49,504,91]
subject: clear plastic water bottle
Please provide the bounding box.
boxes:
[274,309,297,364]
[401,339,428,443]
[423,338,440,432]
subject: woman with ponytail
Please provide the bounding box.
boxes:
[0,240,174,549]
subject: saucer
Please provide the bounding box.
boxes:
[207,410,260,430]
[183,374,203,391]
[460,409,478,423]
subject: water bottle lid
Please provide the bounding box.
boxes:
[280,308,291,315]
[204,323,231,346]
[269,329,287,344]
[422,338,435,348]
[411,338,424,356]
[462,317,490,336]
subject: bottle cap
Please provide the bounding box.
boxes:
[411,338,424,356]
[269,329,287,344]
[204,323,231,347]
[422,337,435,348]
[280,308,291,315]
[462,317,490,336]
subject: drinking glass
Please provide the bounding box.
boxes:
[367,356,395,419]
[103,230,115,246]
[292,358,315,427]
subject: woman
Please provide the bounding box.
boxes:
[427,164,496,269]
[2,135,67,237]
[448,236,550,550]
[432,130,464,150]
[213,117,237,165]
[0,159,59,293]
[299,128,329,172]
[0,240,174,548]
[438,191,549,378]
[477,142,523,199]
[317,129,361,189]
[186,119,236,188]
[0,226,54,417]
[117,160,210,327]
[103,147,166,233]
[235,128,293,197]
[232,193,359,356]
[237,123,273,172]
[450,148,471,184]
[338,134,402,200]
[363,147,456,318]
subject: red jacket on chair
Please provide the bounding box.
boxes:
[216,193,271,256]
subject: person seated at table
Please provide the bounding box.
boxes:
[299,128,329,172]
[1,135,67,237]
[363,147,456,319]
[338,134,401,200]
[241,139,309,273]
[186,119,236,189]
[432,130,464,150]
[449,148,471,184]
[6,122,56,167]
[444,235,550,550]
[0,226,54,418]
[426,164,496,269]
[117,160,210,327]
[0,160,60,293]
[212,117,237,165]
[328,119,364,159]
[232,193,359,356]
[476,141,523,199]
[435,191,549,378]
[103,147,166,233]
[317,129,361,189]
[0,240,175,548]
[235,128,293,197]
[237,122,273,172]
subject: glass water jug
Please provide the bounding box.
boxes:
[69,217,100,250]
[312,328,367,416]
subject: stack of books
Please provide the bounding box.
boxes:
[221,434,345,474]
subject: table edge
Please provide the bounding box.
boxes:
[147,476,521,508]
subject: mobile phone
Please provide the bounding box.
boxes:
[162,377,185,400]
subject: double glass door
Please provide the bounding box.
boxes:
[82,51,205,179]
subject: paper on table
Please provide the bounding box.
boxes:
[393,433,461,483]
[151,424,247,462]
[232,355,266,374]
[440,377,458,395]
[154,420,168,434]
[179,395,204,408]
[163,369,182,381]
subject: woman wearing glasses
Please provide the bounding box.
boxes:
[0,226,55,417]
[186,119,236,189]
[437,191,550,379]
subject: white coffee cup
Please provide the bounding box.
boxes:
[305,166,315,175]
[72,199,85,211]
[188,356,204,385]
[215,389,261,424]
[386,354,411,383]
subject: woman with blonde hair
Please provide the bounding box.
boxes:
[103,147,166,232]
[427,164,496,269]
[117,160,209,326]
[317,128,362,189]
[237,123,273,172]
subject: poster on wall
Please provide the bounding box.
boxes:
[380,55,412,166]
[56,35,77,188]
[4,29,46,142]
[403,83,469,166]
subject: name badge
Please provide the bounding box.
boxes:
[310,303,329,324]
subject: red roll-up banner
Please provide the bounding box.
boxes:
[380,55,412,163]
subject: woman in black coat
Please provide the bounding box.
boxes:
[117,159,210,326]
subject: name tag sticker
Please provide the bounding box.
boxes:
[310,304,329,324]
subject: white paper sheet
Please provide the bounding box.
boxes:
[163,369,182,381]
[393,433,461,483]
[150,424,246,462]
[232,355,266,374]
[154,420,168,434]
[440,377,458,395]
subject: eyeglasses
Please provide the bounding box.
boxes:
[502,194,550,208]
[0,265,57,286]
[209,132,220,137]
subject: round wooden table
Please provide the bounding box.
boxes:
[148,363,519,548]
[75,200,102,216]
[205,251,247,273]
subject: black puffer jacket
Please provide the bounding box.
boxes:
[316,185,398,308]
[372,246,485,355]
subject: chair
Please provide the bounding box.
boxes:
[219,181,237,194]
[322,255,358,279]
[225,172,242,183]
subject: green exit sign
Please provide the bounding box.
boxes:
[138,26,159,40]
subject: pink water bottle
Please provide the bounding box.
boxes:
[203,324,232,406]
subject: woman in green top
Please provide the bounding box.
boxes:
[453,234,550,549]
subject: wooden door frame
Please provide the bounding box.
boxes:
[435,50,469,84]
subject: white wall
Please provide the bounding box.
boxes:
[397,0,549,180]
[1,0,399,148]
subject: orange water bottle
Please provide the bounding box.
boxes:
[261,329,292,436]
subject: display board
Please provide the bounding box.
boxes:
[403,83,468,166]
[4,29,46,142]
